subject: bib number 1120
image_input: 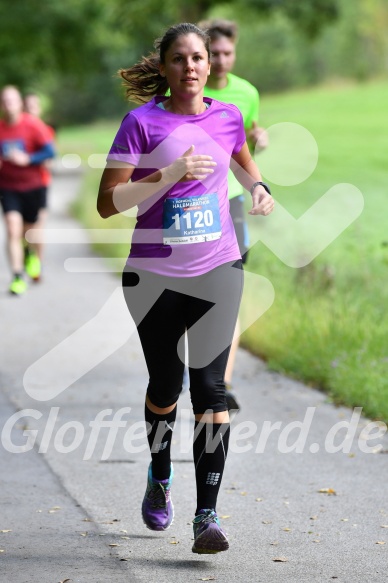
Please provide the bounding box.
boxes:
[172,209,214,231]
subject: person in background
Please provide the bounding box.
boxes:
[97,23,273,554]
[199,18,269,411]
[0,86,55,294]
[23,92,56,275]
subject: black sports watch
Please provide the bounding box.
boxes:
[250,181,271,196]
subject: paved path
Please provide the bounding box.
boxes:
[0,168,387,583]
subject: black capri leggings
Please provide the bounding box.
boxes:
[122,260,243,414]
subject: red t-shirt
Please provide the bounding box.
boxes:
[0,113,53,192]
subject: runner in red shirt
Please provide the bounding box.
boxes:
[23,92,56,277]
[0,85,55,294]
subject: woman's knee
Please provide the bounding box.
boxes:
[190,378,226,415]
[146,394,177,415]
[147,381,182,410]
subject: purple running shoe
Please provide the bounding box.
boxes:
[192,509,229,554]
[142,462,174,531]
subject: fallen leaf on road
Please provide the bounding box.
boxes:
[240,492,247,496]
[120,558,131,561]
[272,557,288,562]
[58,579,72,583]
[80,533,88,537]
[270,541,279,546]
[256,498,263,502]
[219,515,230,519]
[313,540,321,543]
[0,550,5,553]
[121,536,130,540]
[262,520,272,524]
[109,543,120,547]
[310,516,318,520]
[169,540,179,544]
[282,527,291,532]
[341,518,349,522]
[198,578,216,581]
[0,530,11,533]
[82,518,93,522]
[381,525,388,529]
[318,488,336,495]
[376,541,386,545]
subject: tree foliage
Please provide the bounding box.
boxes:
[1,0,387,124]
[0,0,339,88]
[241,0,339,37]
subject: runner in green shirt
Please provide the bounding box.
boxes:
[199,19,268,411]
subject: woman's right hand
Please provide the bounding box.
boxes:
[162,145,217,183]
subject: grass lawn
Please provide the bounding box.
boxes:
[57,78,388,422]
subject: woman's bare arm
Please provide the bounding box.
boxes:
[231,142,274,216]
[97,146,216,219]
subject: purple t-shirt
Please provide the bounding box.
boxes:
[107,96,245,277]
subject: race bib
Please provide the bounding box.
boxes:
[163,193,222,245]
[1,139,26,157]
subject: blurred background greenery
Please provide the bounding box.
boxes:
[2,0,388,420]
[1,0,387,124]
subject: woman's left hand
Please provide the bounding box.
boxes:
[249,187,274,216]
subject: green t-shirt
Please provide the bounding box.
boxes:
[204,73,260,199]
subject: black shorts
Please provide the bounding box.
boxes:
[122,260,243,414]
[0,187,47,224]
[229,195,249,264]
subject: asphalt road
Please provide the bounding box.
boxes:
[0,167,387,583]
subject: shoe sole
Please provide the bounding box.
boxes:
[192,526,229,554]
[9,286,27,295]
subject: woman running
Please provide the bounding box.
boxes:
[97,22,274,555]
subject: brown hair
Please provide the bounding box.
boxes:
[197,19,238,43]
[118,23,210,104]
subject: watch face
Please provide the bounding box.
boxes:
[262,182,271,195]
[251,181,271,195]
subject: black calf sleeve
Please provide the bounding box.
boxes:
[145,403,177,481]
[193,421,230,514]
